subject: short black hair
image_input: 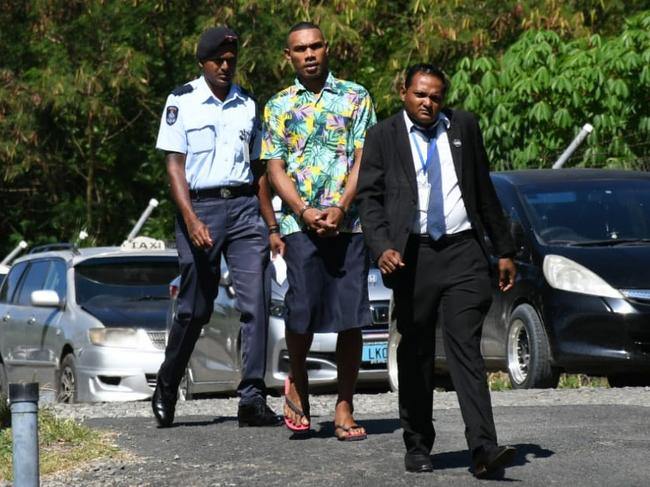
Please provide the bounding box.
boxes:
[286,22,324,48]
[404,63,449,93]
[288,21,321,35]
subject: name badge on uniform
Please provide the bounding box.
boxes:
[166,106,178,125]
[452,138,462,147]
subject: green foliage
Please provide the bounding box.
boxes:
[37,408,97,445]
[1,1,649,254]
[0,395,9,429]
[558,374,609,389]
[447,11,650,170]
[488,373,609,391]
[487,372,512,391]
[0,408,120,481]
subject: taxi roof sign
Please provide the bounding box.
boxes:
[120,236,166,251]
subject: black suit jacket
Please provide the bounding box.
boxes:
[357,108,515,287]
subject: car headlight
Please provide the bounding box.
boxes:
[269,299,285,318]
[88,328,153,349]
[543,254,623,299]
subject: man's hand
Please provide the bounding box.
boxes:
[378,249,405,274]
[316,207,345,237]
[302,207,325,231]
[270,233,285,257]
[186,215,213,249]
[498,257,516,292]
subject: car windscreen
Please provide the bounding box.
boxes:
[75,257,179,329]
[520,180,650,245]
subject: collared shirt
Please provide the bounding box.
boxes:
[261,72,376,235]
[403,110,471,235]
[156,76,261,190]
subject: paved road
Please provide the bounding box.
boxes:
[41,388,650,486]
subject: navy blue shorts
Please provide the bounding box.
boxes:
[283,232,372,334]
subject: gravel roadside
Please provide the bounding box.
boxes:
[48,386,650,420]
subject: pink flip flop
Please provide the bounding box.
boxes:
[283,377,310,432]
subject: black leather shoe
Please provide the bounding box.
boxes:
[473,445,517,478]
[152,383,176,428]
[237,399,283,427]
[404,451,434,473]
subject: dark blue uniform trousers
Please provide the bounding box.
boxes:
[158,194,271,403]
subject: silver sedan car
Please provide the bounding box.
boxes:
[168,258,391,398]
[0,240,178,402]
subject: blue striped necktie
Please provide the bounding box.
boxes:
[413,125,445,240]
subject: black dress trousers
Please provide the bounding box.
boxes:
[393,233,497,455]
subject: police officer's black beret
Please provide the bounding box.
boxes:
[197,26,238,62]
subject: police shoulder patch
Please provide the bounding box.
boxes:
[171,83,194,96]
[166,106,179,125]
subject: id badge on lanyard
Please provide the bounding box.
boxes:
[418,179,431,210]
[411,131,437,211]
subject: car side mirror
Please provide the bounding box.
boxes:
[31,289,62,308]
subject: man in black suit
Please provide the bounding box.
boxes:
[357,64,517,478]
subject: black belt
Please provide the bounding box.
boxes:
[411,229,475,247]
[189,185,254,200]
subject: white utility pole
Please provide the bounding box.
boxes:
[552,123,594,169]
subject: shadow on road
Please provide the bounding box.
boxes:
[430,442,554,481]
[510,442,555,466]
[285,417,401,439]
[166,416,235,428]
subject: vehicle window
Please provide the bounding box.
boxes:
[521,180,650,244]
[75,258,179,306]
[15,261,50,306]
[0,261,28,303]
[43,260,67,299]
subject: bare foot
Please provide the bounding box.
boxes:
[284,377,310,428]
[334,400,366,440]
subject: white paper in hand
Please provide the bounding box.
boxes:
[272,254,287,285]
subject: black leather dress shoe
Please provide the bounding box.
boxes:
[237,399,283,427]
[152,384,176,428]
[404,451,434,473]
[473,445,517,478]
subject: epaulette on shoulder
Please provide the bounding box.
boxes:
[239,86,258,104]
[171,83,194,96]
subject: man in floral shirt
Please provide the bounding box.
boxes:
[262,21,376,440]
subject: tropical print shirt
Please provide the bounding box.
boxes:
[261,72,376,235]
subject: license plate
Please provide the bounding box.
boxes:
[362,342,387,364]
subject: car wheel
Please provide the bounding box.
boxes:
[178,369,193,401]
[506,304,559,389]
[57,354,78,403]
[607,374,650,387]
[387,313,401,393]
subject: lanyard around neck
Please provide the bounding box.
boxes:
[410,128,438,174]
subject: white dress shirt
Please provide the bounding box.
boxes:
[403,110,472,235]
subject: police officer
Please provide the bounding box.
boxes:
[152,26,282,428]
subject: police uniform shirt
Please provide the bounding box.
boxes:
[156,76,261,190]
